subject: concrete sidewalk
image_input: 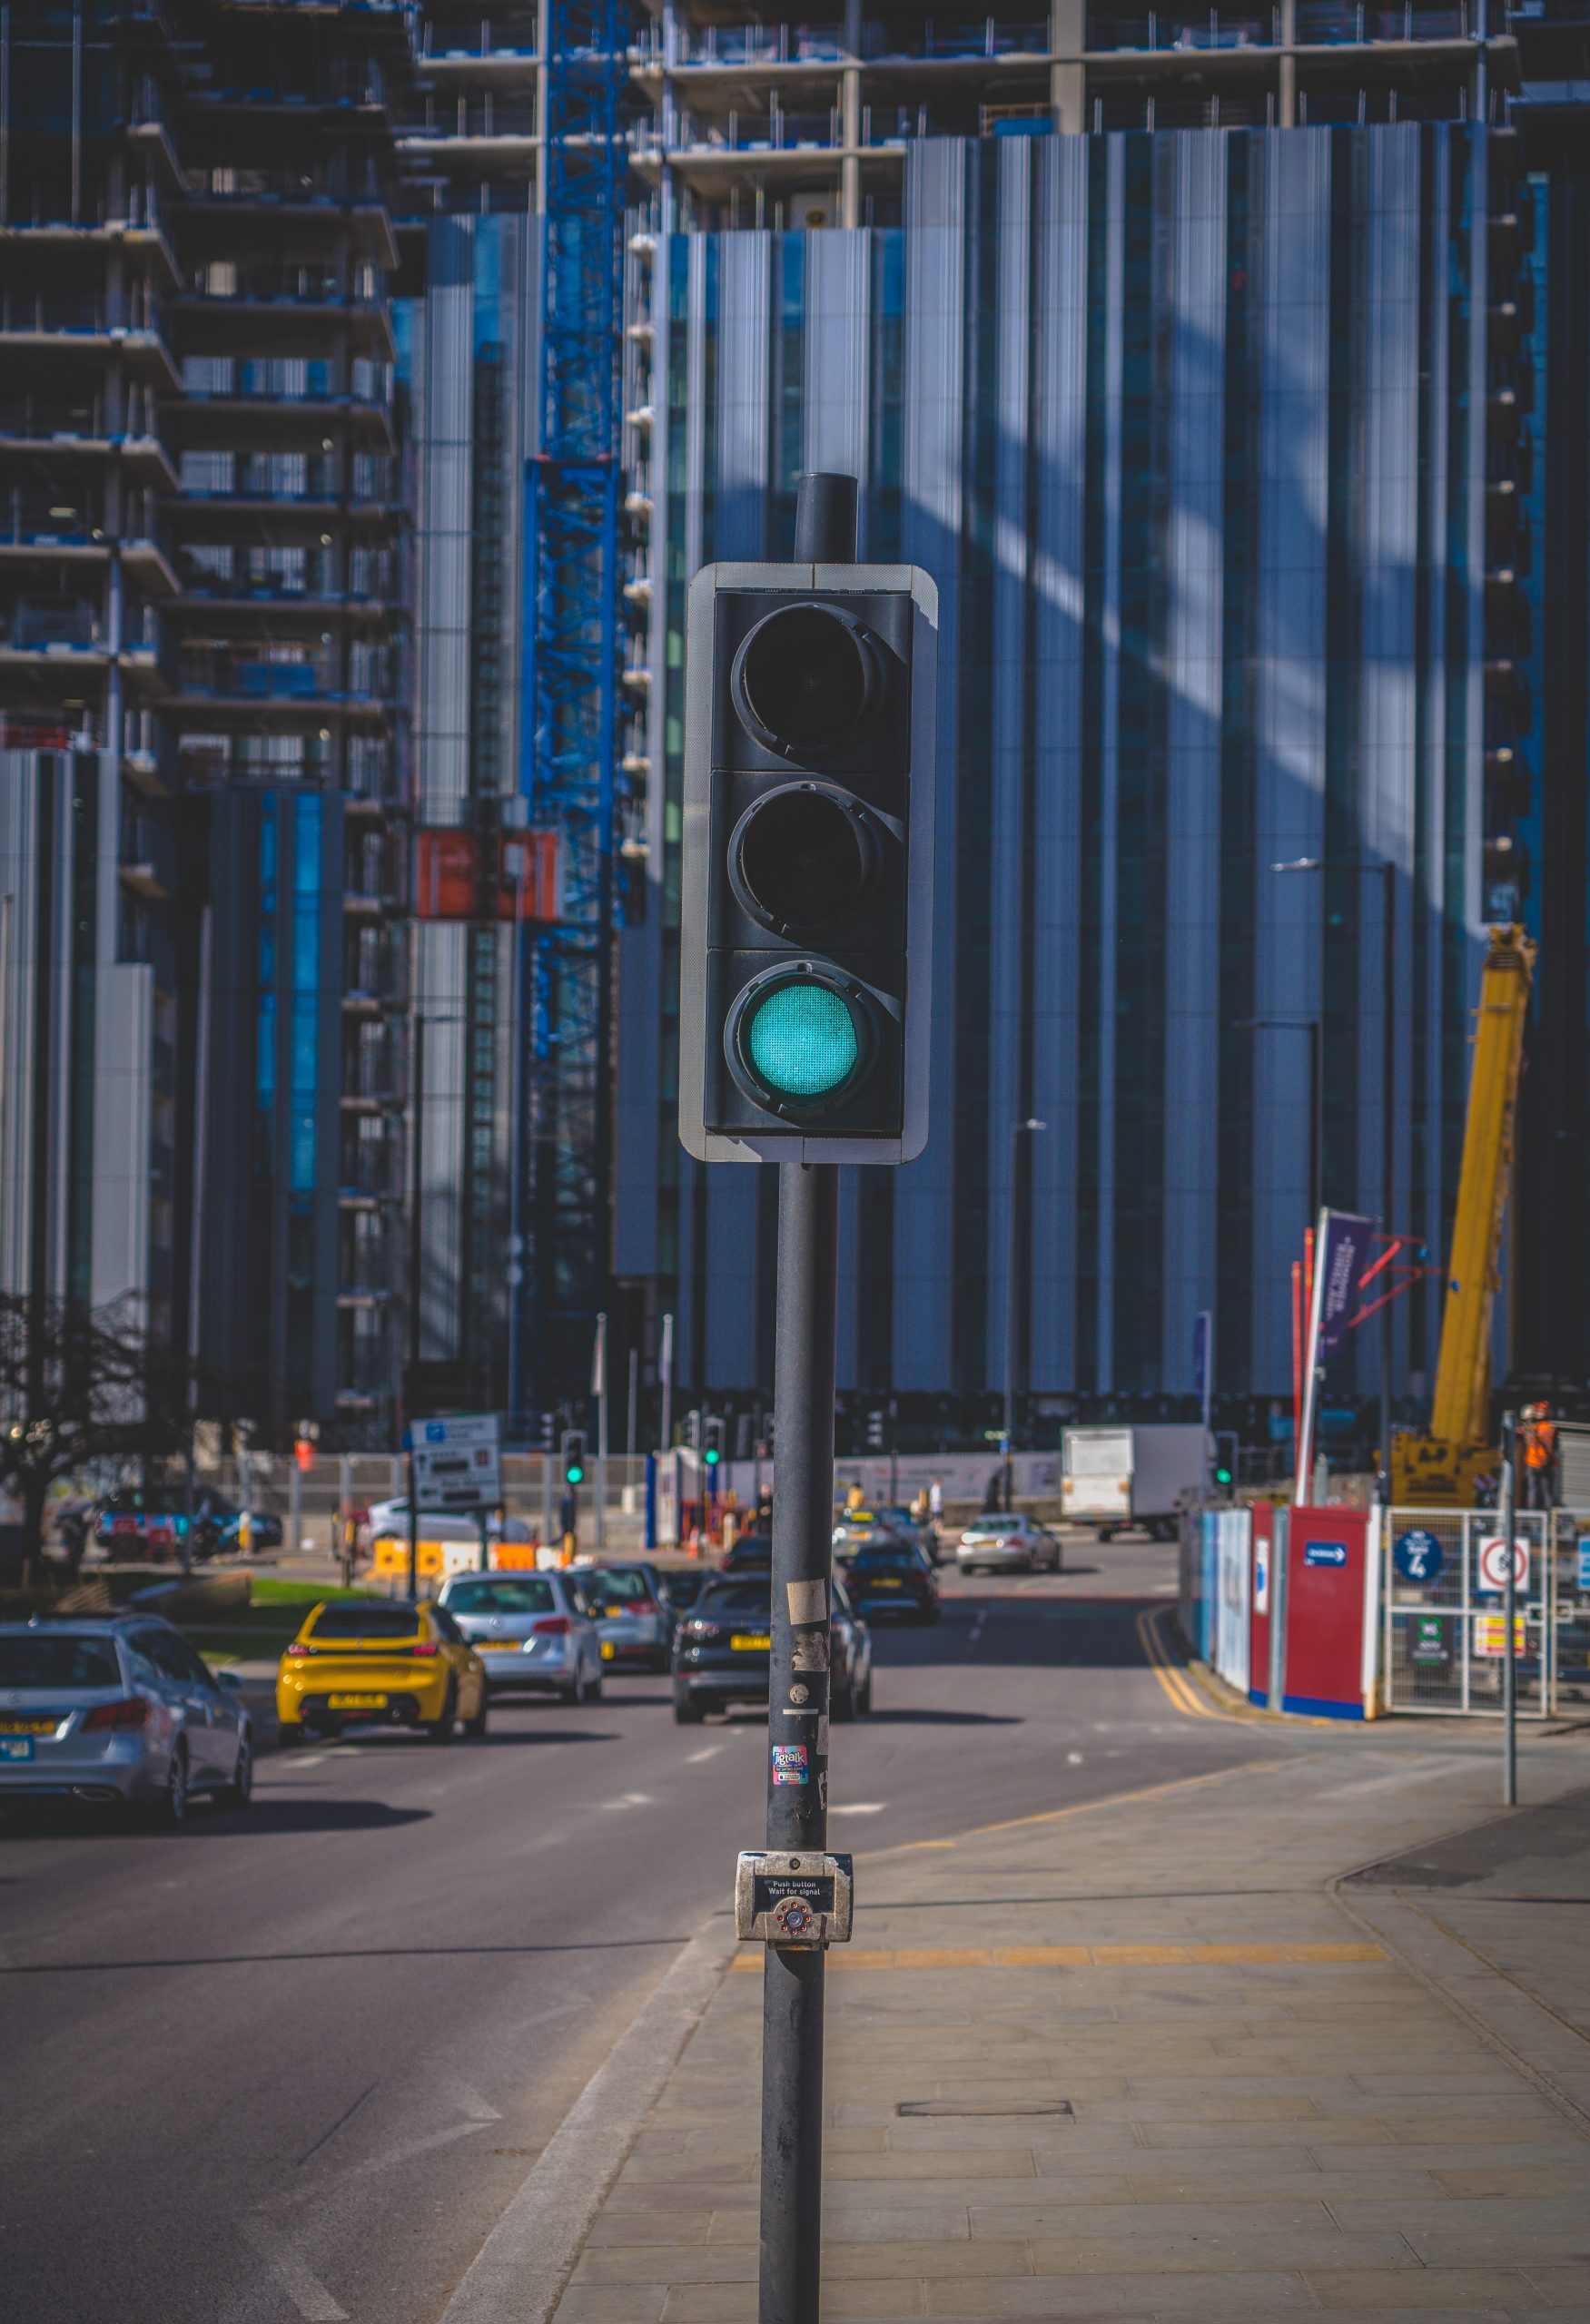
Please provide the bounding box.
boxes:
[546,1737,1590,2324]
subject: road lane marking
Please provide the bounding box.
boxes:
[685,1744,723,1763]
[241,2217,348,2321]
[1066,1751,1083,1764]
[599,1792,654,1810]
[1135,1604,1226,1720]
[829,1801,885,1816]
[728,1939,1388,1973]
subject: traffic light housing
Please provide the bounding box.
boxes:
[865,1408,885,1452]
[704,1417,725,1469]
[560,1429,587,1487]
[679,560,939,1164]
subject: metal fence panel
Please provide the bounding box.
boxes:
[1551,1510,1590,1708]
[1383,1507,1550,1717]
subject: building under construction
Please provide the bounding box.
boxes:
[3,1,1588,1443]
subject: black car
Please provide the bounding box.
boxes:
[721,1531,773,1574]
[672,1572,873,1724]
[845,1541,941,1625]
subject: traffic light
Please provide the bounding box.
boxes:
[560,1428,587,1487]
[678,557,939,1163]
[538,1410,556,1454]
[704,1416,726,1469]
[865,1408,885,1452]
[685,1408,702,1453]
[1213,1432,1239,1496]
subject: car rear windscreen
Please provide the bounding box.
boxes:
[306,1605,421,1639]
[583,1568,652,1604]
[851,1548,917,1570]
[696,1582,773,1620]
[446,1579,556,1616]
[0,1635,123,1689]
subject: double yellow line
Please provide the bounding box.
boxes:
[1135,1603,1227,1721]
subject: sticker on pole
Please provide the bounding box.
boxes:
[1393,1529,1444,1584]
[772,1745,809,1787]
[1476,1536,1529,1596]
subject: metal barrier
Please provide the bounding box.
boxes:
[1550,1510,1590,1707]
[1383,1508,1551,1717]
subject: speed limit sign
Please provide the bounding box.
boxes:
[1477,1535,1529,1595]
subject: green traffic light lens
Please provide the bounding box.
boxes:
[705,1449,720,1465]
[746,980,858,1098]
[567,1464,584,1483]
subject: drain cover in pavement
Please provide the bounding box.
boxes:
[895,2099,1074,2117]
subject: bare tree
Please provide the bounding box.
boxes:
[0,1295,193,1562]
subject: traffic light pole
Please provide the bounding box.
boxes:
[762,1157,838,2324]
[759,471,854,2324]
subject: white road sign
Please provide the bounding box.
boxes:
[410,1413,501,1511]
[1476,1534,1529,1596]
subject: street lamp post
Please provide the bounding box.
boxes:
[1273,857,1397,1502]
[1002,1118,1046,1512]
[1238,1018,1323,1230]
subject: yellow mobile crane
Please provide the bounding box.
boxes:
[1392,923,1536,1505]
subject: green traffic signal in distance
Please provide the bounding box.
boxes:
[566,1462,584,1484]
[704,1446,721,1467]
[1214,1464,1233,1488]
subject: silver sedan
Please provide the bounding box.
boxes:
[954,1515,1063,1575]
[436,1571,604,1703]
[0,1616,252,1827]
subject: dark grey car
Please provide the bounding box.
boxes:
[0,1616,253,1827]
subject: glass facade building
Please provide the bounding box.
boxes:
[617,124,1517,1401]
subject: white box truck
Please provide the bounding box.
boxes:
[1062,1423,1209,1540]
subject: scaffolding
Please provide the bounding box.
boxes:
[515,0,628,1421]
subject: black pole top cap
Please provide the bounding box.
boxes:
[794,472,859,564]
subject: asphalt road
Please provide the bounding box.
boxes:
[0,1548,1309,2324]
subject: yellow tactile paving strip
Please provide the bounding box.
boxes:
[729,1939,1388,1972]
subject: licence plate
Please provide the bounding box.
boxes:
[600,1640,616,1660]
[0,1716,59,1734]
[872,1579,902,1589]
[327,1693,388,1709]
[0,1737,34,1761]
[731,1633,772,1651]
[479,1642,522,1652]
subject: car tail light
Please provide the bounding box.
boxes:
[629,1597,657,1617]
[82,1698,151,1732]
[410,1641,439,1657]
[287,1641,313,1658]
[530,1615,571,1637]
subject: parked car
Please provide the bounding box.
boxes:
[275,1600,488,1743]
[574,1561,676,1672]
[672,1573,873,1724]
[0,1615,253,1826]
[954,1512,1063,1575]
[436,1571,601,1704]
[92,1486,281,1561]
[844,1541,941,1624]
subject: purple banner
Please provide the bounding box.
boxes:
[1316,1210,1376,1359]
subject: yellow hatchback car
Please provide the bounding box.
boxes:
[276,1600,489,1744]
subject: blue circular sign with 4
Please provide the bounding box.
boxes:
[1394,1529,1445,1584]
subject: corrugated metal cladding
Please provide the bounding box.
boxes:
[400,217,540,1368]
[618,127,1493,1400]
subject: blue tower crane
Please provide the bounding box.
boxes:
[515,0,629,1423]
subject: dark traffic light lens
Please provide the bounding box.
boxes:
[725,966,876,1117]
[729,783,881,940]
[731,603,884,761]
